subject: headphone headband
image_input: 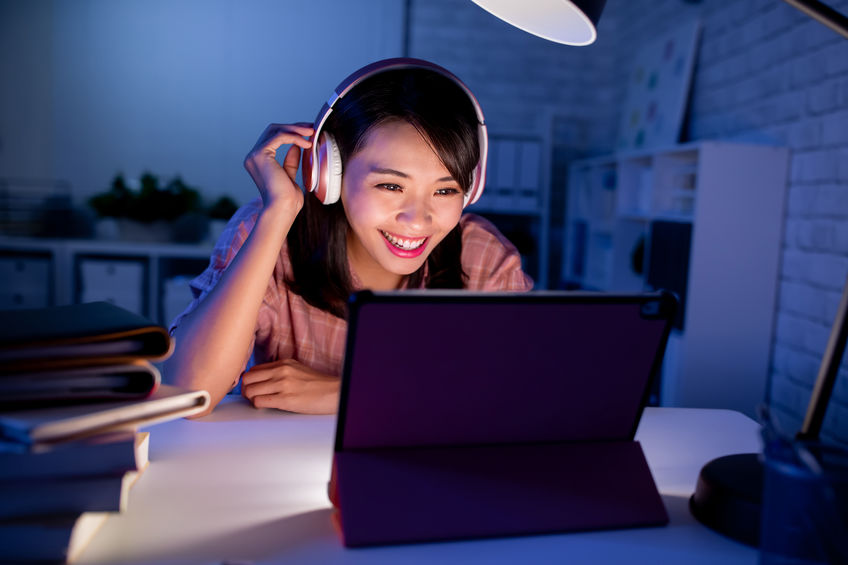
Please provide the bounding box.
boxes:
[303,58,488,207]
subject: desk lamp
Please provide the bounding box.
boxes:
[470,0,607,46]
[688,0,848,547]
[469,0,848,548]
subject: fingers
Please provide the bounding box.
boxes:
[283,145,301,180]
[242,123,315,207]
[244,124,313,168]
[241,359,293,384]
[242,374,286,399]
[249,124,313,158]
[240,359,299,398]
[249,384,340,415]
[239,359,340,414]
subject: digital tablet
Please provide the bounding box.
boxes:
[335,290,677,451]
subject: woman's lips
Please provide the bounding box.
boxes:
[380,230,429,258]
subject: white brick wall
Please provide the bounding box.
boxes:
[409,0,848,445]
[408,0,618,140]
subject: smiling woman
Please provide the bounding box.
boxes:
[163,59,533,416]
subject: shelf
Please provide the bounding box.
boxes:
[0,236,212,326]
[473,133,552,287]
[562,141,789,418]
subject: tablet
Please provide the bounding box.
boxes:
[335,290,677,451]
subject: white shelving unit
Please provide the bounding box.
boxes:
[563,141,789,418]
[0,237,212,326]
[473,133,552,288]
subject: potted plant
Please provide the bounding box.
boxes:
[89,173,204,243]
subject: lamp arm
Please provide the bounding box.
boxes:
[797,275,848,440]
[782,0,848,39]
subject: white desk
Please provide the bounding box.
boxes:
[79,399,762,564]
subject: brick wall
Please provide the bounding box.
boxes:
[409,0,848,444]
[408,0,621,287]
[665,0,848,445]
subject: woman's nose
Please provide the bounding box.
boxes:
[396,196,432,229]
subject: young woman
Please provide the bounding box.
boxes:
[165,58,532,416]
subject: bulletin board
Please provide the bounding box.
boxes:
[616,20,702,151]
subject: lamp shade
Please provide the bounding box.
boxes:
[470,0,606,46]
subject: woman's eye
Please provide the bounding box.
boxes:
[377,183,402,192]
[435,187,461,196]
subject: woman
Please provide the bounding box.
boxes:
[165,58,532,415]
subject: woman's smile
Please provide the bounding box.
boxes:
[380,230,429,254]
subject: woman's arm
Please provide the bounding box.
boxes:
[163,123,313,415]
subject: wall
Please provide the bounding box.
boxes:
[408,0,621,287]
[616,0,848,446]
[0,0,405,207]
[0,1,54,181]
[410,0,848,445]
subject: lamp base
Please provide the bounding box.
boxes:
[689,452,763,546]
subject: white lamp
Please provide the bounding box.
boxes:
[470,0,607,46]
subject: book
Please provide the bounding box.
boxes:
[0,511,110,563]
[0,431,149,481]
[0,360,161,406]
[0,385,210,444]
[0,301,173,404]
[0,463,147,520]
[0,301,173,370]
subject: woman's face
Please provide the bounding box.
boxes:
[341,120,465,290]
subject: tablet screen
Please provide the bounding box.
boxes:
[336,291,676,451]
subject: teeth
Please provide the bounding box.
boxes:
[382,230,426,250]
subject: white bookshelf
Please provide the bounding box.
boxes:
[563,141,789,418]
[0,237,212,326]
[473,133,552,288]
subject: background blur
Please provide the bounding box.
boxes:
[2,0,847,445]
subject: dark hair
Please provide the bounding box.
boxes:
[286,67,481,318]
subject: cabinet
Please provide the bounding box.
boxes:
[0,238,211,326]
[563,142,789,418]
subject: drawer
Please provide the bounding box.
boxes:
[78,259,145,293]
[0,256,51,290]
[0,290,50,310]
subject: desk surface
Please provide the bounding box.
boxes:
[79,399,762,564]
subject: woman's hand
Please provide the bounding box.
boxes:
[243,123,314,211]
[241,359,340,415]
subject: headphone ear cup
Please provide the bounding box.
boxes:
[322,132,342,205]
[310,131,342,205]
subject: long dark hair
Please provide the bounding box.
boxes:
[286,67,481,318]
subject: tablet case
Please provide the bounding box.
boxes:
[331,290,677,547]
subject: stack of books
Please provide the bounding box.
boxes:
[0,302,210,563]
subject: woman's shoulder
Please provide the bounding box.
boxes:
[459,213,534,291]
[460,213,511,241]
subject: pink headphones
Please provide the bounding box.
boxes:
[301,58,488,208]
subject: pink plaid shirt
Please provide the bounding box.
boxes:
[171,198,532,389]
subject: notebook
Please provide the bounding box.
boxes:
[331,289,678,547]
